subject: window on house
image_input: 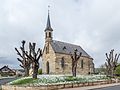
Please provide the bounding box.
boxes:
[81,59,83,68]
[46,47,47,54]
[63,46,66,50]
[46,61,50,74]
[61,57,65,68]
[46,44,49,54]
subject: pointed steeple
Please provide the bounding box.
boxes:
[44,6,53,42]
[45,8,53,31]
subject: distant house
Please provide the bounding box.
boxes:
[0,66,16,76]
[15,69,25,76]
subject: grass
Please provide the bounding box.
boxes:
[64,76,81,81]
[10,78,38,85]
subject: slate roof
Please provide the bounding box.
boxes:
[45,12,53,31]
[51,40,92,58]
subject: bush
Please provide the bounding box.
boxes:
[115,65,120,76]
[38,69,42,75]
[64,76,78,81]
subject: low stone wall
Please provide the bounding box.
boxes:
[2,80,120,90]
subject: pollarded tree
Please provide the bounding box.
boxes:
[105,49,120,77]
[70,49,82,77]
[22,42,42,79]
[15,40,32,76]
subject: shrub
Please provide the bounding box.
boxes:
[115,65,120,76]
[64,76,78,81]
[38,69,42,75]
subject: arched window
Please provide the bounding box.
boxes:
[81,59,83,68]
[61,57,65,68]
[49,32,51,37]
[46,61,50,74]
[46,44,49,54]
[46,47,47,54]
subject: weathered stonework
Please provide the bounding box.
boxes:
[42,43,94,75]
[42,43,56,74]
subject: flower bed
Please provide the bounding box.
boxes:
[2,75,118,90]
[8,75,110,86]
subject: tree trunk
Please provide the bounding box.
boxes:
[72,66,74,76]
[32,69,38,79]
[73,68,76,77]
[24,68,29,77]
[71,50,82,77]
[72,64,77,77]
[32,62,39,79]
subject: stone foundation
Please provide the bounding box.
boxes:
[2,80,119,90]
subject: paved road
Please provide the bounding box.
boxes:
[93,85,120,90]
[61,83,120,90]
[0,77,17,90]
[0,77,16,85]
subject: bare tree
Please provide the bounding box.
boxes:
[105,49,120,77]
[70,49,82,77]
[22,42,42,79]
[15,40,31,76]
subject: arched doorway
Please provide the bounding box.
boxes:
[46,61,50,74]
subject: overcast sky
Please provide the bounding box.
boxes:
[0,0,120,69]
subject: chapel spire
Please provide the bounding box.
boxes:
[45,6,53,42]
[45,6,53,31]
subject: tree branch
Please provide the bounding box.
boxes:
[15,48,23,58]
[17,58,23,64]
[20,64,24,68]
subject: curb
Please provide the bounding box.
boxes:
[60,83,120,90]
[87,83,120,90]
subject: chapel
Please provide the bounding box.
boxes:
[42,12,94,75]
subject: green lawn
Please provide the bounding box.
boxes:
[10,78,38,85]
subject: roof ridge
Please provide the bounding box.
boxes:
[51,40,91,58]
[53,40,81,47]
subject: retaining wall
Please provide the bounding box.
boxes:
[2,80,119,90]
